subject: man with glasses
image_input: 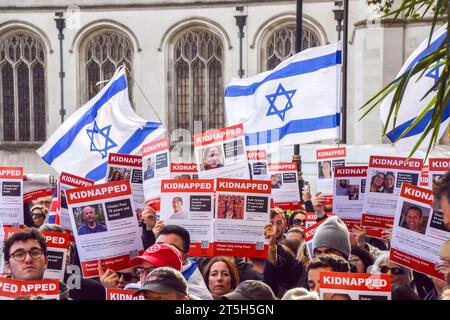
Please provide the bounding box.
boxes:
[112,243,183,290]
[2,228,70,299]
[155,225,213,300]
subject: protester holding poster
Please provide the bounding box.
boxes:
[429,158,450,187]
[107,153,145,218]
[0,167,24,225]
[390,183,449,281]
[214,179,271,258]
[247,150,269,181]
[59,172,94,231]
[319,271,391,300]
[316,147,346,210]
[0,278,62,300]
[170,163,198,180]
[142,137,170,203]
[40,231,69,281]
[160,179,215,256]
[362,156,423,229]
[65,180,143,278]
[333,166,368,229]
[2,228,70,299]
[268,163,301,210]
[194,124,249,180]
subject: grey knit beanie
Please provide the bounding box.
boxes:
[312,216,350,259]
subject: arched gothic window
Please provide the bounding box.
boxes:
[264,24,320,71]
[170,28,224,135]
[80,30,133,104]
[0,31,46,142]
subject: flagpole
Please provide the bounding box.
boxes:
[294,0,305,199]
[54,12,66,124]
[342,0,348,143]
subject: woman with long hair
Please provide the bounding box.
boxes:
[370,172,385,192]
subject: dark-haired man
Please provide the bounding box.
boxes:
[156,225,212,300]
[3,228,70,299]
[127,224,212,300]
[270,208,286,244]
[306,254,350,294]
[404,206,424,233]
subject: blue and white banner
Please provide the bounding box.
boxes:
[381,25,449,151]
[225,42,342,153]
[37,66,164,181]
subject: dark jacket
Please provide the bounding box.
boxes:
[304,200,314,213]
[64,270,106,300]
[263,244,308,298]
[234,257,263,282]
[141,224,156,250]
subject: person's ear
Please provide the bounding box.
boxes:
[43,255,49,269]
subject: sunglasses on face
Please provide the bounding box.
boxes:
[116,272,139,282]
[32,213,45,219]
[379,265,404,275]
[136,267,157,278]
[293,219,306,225]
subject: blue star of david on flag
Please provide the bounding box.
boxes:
[86,122,117,159]
[425,61,444,92]
[265,83,297,121]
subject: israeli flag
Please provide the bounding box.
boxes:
[37,66,164,181]
[225,42,341,153]
[380,25,448,151]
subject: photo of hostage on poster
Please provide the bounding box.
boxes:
[107,153,145,219]
[333,166,367,230]
[0,167,24,225]
[268,163,301,210]
[247,150,269,181]
[194,124,249,180]
[362,156,423,229]
[319,272,391,300]
[428,158,450,188]
[170,163,199,180]
[142,137,170,203]
[316,147,346,211]
[59,172,94,232]
[160,179,215,256]
[65,180,143,278]
[390,183,449,281]
[214,178,271,258]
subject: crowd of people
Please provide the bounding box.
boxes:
[2,171,450,301]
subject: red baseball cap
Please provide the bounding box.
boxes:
[129,244,183,271]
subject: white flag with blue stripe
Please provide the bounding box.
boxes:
[37,66,164,182]
[225,42,341,153]
[380,25,448,151]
